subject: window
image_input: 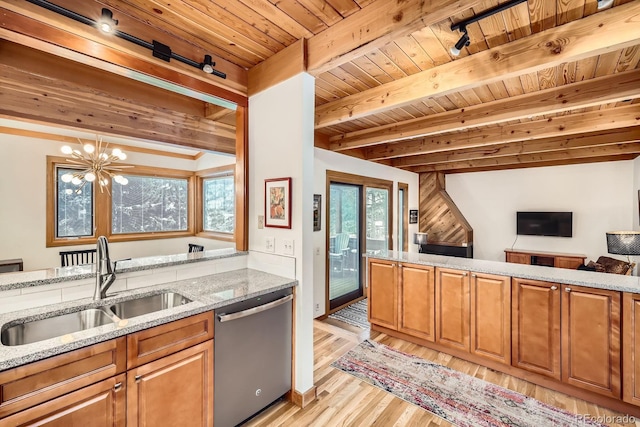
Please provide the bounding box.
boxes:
[112,175,188,234]
[56,167,94,238]
[196,165,235,240]
[47,157,196,246]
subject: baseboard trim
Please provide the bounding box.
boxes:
[288,386,317,408]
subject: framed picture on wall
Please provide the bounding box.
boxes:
[265,177,292,228]
[313,194,321,232]
[409,209,418,224]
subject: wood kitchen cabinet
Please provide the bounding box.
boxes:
[512,278,561,380]
[368,259,398,330]
[398,263,435,342]
[561,284,620,398]
[435,268,470,351]
[624,292,640,405]
[0,374,126,427]
[470,273,511,365]
[127,340,214,427]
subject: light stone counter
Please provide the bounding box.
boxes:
[0,268,296,371]
[0,248,247,292]
[367,251,640,293]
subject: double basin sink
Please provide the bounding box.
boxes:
[1,292,192,346]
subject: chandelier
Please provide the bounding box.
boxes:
[60,135,131,193]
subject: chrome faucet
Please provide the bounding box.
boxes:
[94,236,116,300]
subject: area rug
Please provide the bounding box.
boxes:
[331,340,605,427]
[328,299,369,330]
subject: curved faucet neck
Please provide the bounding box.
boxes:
[94,236,116,300]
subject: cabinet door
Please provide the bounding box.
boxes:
[512,278,561,380]
[506,252,530,265]
[127,340,214,427]
[470,273,511,365]
[0,374,126,427]
[435,268,470,351]
[555,256,584,270]
[624,292,640,405]
[562,285,620,398]
[368,259,397,330]
[398,263,435,342]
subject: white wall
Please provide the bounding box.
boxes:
[446,161,635,262]
[0,133,234,271]
[313,148,419,317]
[248,74,315,395]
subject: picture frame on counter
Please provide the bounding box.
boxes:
[265,177,292,229]
[313,194,321,232]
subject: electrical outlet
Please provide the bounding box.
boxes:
[315,247,320,256]
[315,303,319,311]
[257,215,264,229]
[265,236,275,253]
[282,239,294,256]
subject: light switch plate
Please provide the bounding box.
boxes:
[265,236,275,253]
[282,239,294,256]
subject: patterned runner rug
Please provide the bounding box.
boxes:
[328,299,369,330]
[332,339,606,427]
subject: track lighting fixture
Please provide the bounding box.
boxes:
[98,8,118,34]
[597,0,614,10]
[450,30,470,57]
[449,0,527,58]
[25,0,226,79]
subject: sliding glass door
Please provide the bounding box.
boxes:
[365,187,390,257]
[328,183,362,310]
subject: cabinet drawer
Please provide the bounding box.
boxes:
[0,337,126,419]
[127,312,214,369]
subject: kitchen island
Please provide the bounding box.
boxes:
[366,251,640,417]
[0,250,296,426]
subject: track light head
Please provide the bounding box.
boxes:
[450,31,470,57]
[597,0,614,10]
[201,54,215,74]
[98,8,118,33]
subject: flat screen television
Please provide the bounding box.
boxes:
[516,212,573,237]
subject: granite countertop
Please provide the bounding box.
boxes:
[0,248,247,292]
[367,251,640,293]
[0,268,297,371]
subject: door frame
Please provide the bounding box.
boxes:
[325,170,394,315]
[398,182,409,252]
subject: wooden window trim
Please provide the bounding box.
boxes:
[47,157,196,247]
[196,165,235,242]
[398,182,409,252]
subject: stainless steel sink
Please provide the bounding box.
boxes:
[108,292,192,319]
[1,309,115,346]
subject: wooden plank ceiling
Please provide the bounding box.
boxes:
[1,0,639,172]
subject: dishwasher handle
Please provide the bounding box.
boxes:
[217,294,293,323]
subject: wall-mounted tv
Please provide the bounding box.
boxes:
[516,212,573,237]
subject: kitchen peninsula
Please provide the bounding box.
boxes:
[366,251,640,417]
[0,250,297,426]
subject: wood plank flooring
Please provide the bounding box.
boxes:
[246,318,639,426]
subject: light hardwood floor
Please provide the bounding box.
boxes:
[246,318,639,427]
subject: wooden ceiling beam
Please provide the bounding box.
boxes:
[306,0,482,75]
[0,4,248,105]
[315,1,640,128]
[204,104,235,121]
[391,128,640,167]
[407,142,640,173]
[0,65,236,154]
[331,69,640,151]
[366,104,640,161]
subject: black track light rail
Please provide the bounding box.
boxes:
[25,0,226,79]
[450,0,528,32]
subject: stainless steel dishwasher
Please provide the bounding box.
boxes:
[214,287,293,427]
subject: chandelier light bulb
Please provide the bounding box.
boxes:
[71,177,82,186]
[73,149,82,156]
[120,177,129,185]
[61,173,73,183]
[65,189,73,195]
[61,145,73,155]
[85,172,96,182]
[117,152,127,160]
[112,148,122,157]
[83,144,95,154]
[100,152,109,160]
[114,175,123,184]
[100,178,109,186]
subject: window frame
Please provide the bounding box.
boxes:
[195,165,235,243]
[47,156,196,247]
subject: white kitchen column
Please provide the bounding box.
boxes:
[248,73,315,398]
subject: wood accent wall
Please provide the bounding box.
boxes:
[418,172,472,246]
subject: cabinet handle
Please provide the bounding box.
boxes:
[565,287,571,292]
[471,274,476,278]
[135,375,142,382]
[391,263,396,268]
[114,382,122,391]
[550,286,557,290]
[462,272,467,277]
